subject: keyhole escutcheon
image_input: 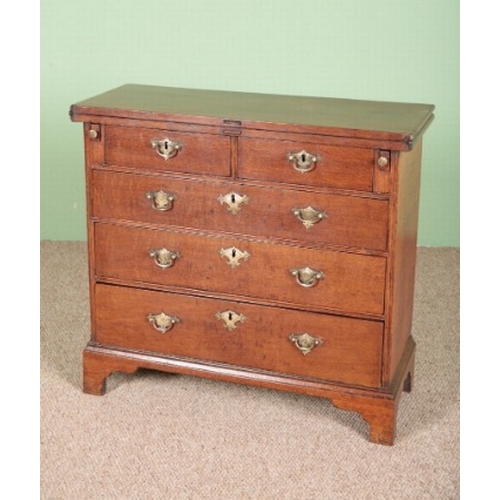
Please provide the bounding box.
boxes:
[215,310,246,331]
[220,246,251,268]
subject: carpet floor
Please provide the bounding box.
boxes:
[41,242,459,499]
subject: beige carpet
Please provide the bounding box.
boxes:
[40,242,459,499]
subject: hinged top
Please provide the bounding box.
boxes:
[70,84,434,150]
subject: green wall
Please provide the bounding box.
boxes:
[41,0,459,245]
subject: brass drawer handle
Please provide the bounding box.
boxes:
[220,246,250,268]
[149,248,180,269]
[150,137,183,160]
[289,332,323,355]
[290,266,325,288]
[145,190,177,211]
[147,312,180,333]
[292,206,326,229]
[218,192,249,214]
[287,150,321,173]
[215,310,246,331]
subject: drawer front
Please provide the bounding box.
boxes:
[238,137,374,191]
[94,223,386,315]
[95,284,383,388]
[104,124,231,176]
[92,169,389,251]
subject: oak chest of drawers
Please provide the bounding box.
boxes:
[70,84,434,445]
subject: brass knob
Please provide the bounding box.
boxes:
[290,266,325,288]
[149,248,180,269]
[287,150,321,173]
[377,156,389,168]
[292,206,326,229]
[289,332,323,355]
[88,129,99,140]
[150,137,183,160]
[145,190,177,211]
[147,312,180,333]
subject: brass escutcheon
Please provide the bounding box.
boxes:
[218,192,249,214]
[220,247,250,268]
[150,137,183,160]
[215,310,246,331]
[147,312,180,333]
[289,332,323,355]
[287,150,321,173]
[290,266,325,288]
[145,190,177,211]
[292,206,326,229]
[149,248,180,269]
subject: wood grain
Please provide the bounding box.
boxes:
[91,168,389,251]
[93,222,387,316]
[238,136,374,191]
[94,284,383,387]
[71,84,434,149]
[104,124,231,176]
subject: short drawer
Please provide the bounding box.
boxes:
[92,169,389,251]
[94,223,386,316]
[238,136,374,191]
[95,284,383,388]
[104,124,231,176]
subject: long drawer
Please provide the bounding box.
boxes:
[104,124,231,176]
[94,284,383,388]
[94,223,386,316]
[92,169,389,251]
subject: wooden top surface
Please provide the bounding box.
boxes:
[70,84,434,146]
